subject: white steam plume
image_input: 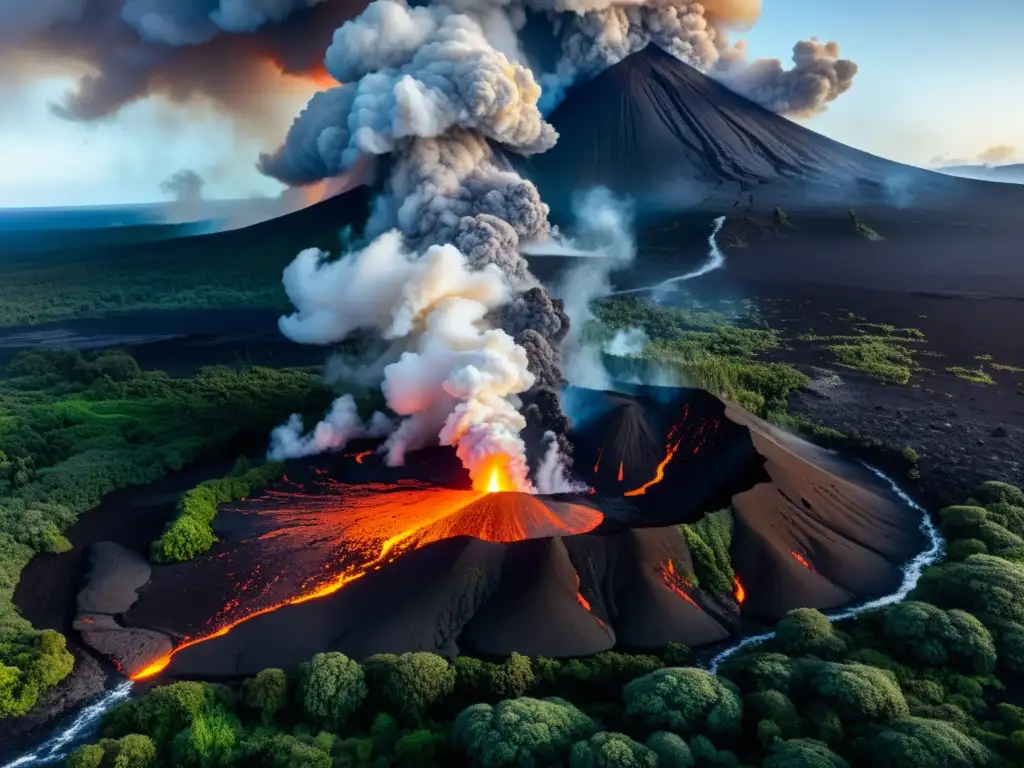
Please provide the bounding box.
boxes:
[533,430,589,494]
[554,187,636,389]
[275,229,537,491]
[269,395,393,460]
[604,327,648,357]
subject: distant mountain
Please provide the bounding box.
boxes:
[937,164,1024,185]
[521,45,1018,217]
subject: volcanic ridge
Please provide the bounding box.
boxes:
[73,386,926,680]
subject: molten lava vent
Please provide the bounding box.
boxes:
[413,492,603,545]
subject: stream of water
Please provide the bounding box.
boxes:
[613,215,727,297]
[4,463,941,766]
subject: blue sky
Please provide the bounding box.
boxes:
[1,0,1021,208]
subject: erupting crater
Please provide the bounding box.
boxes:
[71,385,927,680]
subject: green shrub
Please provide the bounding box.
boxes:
[763,738,849,768]
[622,667,742,738]
[679,509,734,600]
[645,732,693,767]
[569,732,658,768]
[453,697,596,767]
[973,482,1024,509]
[883,602,996,674]
[298,652,367,729]
[718,652,795,694]
[776,609,847,659]
[852,717,1001,767]
[912,554,1024,627]
[363,652,456,723]
[794,661,909,724]
[242,668,288,724]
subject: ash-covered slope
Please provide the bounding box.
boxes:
[522,45,993,215]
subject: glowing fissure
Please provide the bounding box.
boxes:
[625,439,682,497]
[593,446,605,473]
[733,575,746,604]
[789,550,815,571]
[659,559,700,608]
[617,461,624,482]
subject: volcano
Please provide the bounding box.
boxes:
[71,386,927,679]
[521,45,1019,217]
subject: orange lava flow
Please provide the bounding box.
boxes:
[617,461,624,482]
[477,455,517,494]
[624,439,682,497]
[789,551,815,571]
[353,451,372,465]
[593,446,605,473]
[659,560,699,608]
[733,575,746,604]
[130,473,603,681]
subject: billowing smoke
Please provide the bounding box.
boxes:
[713,39,857,116]
[276,229,542,491]
[159,168,206,222]
[0,0,362,124]
[270,394,392,459]
[978,145,1017,166]
[604,327,648,357]
[531,0,856,116]
[554,188,636,390]
[4,0,854,144]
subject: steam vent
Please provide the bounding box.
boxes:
[77,385,925,679]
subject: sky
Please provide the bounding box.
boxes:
[0,0,1021,209]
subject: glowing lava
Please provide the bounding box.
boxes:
[659,559,700,608]
[625,439,682,497]
[478,455,516,494]
[130,472,602,680]
[790,551,815,571]
[733,575,746,604]
[617,461,624,482]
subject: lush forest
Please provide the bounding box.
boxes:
[57,480,1024,767]
[0,349,334,718]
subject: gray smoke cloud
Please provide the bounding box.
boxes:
[713,39,858,116]
[159,167,207,222]
[0,0,362,124]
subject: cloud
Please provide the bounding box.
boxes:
[977,145,1017,166]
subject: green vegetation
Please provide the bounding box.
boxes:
[0,201,364,327]
[848,206,884,241]
[0,350,333,718]
[796,323,927,385]
[945,366,995,385]
[773,207,791,229]
[679,509,735,600]
[591,297,808,416]
[151,460,284,564]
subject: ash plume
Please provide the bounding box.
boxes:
[978,145,1017,165]
[0,0,362,123]
[713,39,857,116]
[159,168,206,222]
[265,0,577,489]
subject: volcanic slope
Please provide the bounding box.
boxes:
[522,44,1018,216]
[79,387,925,678]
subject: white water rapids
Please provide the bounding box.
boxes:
[3,464,941,766]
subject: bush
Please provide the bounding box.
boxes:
[644,732,693,768]
[972,482,1024,508]
[745,690,805,741]
[718,653,794,694]
[679,510,734,600]
[453,696,596,767]
[170,709,240,768]
[298,652,367,729]
[363,652,456,722]
[242,669,288,724]
[66,744,105,768]
[795,661,909,724]
[763,738,849,768]
[883,602,996,674]
[569,732,658,768]
[102,682,215,749]
[622,667,742,739]
[393,728,448,767]
[912,554,1024,627]
[776,609,847,658]
[687,734,738,767]
[852,717,1001,767]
